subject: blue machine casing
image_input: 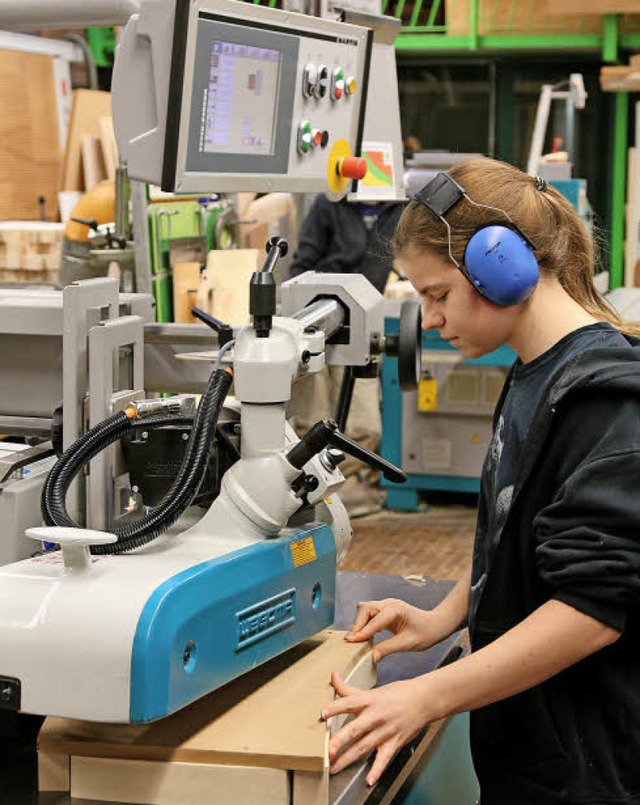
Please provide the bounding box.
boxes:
[130,523,336,722]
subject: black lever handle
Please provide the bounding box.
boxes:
[286,419,406,485]
[261,236,288,274]
[329,429,406,484]
[70,216,99,231]
[250,237,288,338]
[191,307,234,347]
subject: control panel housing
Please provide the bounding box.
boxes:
[112,0,372,196]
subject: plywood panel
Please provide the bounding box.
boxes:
[0,50,62,221]
[39,631,372,773]
[198,248,259,326]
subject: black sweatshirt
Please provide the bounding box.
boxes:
[289,195,405,294]
[470,335,640,804]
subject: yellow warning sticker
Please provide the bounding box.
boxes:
[418,378,438,411]
[290,536,317,568]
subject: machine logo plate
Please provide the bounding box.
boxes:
[236,589,296,651]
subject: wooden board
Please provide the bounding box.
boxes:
[172,262,201,323]
[38,630,374,773]
[81,136,108,191]
[548,0,640,11]
[38,751,70,792]
[61,89,111,191]
[600,64,640,93]
[0,50,62,221]
[69,757,289,805]
[447,0,603,35]
[197,248,260,326]
[625,147,637,288]
[98,115,119,182]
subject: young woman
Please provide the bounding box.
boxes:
[321,158,640,804]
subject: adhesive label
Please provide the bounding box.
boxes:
[418,378,438,411]
[290,536,317,568]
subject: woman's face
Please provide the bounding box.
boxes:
[396,247,521,359]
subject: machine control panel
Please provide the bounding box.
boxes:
[112,0,373,197]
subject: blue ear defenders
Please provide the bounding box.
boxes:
[414,172,539,307]
[464,225,539,306]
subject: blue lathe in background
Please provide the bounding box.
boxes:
[381,299,516,511]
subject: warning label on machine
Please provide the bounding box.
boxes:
[290,536,317,567]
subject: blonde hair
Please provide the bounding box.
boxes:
[394,157,640,339]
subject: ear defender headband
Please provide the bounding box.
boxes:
[413,172,540,307]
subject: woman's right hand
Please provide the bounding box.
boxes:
[345,598,446,662]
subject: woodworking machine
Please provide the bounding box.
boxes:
[0,248,419,723]
[0,0,415,724]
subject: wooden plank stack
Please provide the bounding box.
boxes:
[600,54,640,92]
[0,222,64,284]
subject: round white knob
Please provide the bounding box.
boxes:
[26,527,117,571]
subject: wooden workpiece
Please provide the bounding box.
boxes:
[600,55,640,94]
[38,630,375,805]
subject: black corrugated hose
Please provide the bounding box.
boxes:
[41,368,233,555]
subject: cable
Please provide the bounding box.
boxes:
[214,338,235,372]
[41,368,233,554]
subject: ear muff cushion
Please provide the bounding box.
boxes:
[463,225,539,306]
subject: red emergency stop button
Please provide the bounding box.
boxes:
[336,156,367,181]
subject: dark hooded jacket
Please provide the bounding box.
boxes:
[289,194,405,294]
[470,342,640,804]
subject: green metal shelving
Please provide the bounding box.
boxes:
[388,0,640,53]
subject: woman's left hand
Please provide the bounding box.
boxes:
[320,671,432,787]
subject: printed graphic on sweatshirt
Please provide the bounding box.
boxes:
[487,415,514,531]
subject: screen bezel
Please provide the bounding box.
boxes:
[166,12,298,188]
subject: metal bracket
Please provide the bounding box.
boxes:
[0,442,54,485]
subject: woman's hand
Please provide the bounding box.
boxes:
[321,671,433,786]
[345,598,447,662]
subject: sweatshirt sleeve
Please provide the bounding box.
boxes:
[533,448,640,633]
